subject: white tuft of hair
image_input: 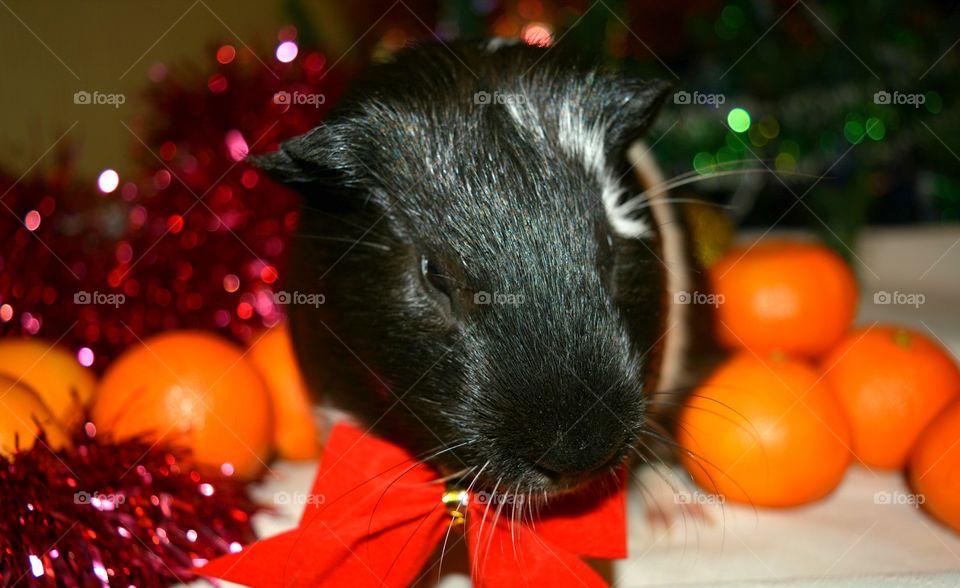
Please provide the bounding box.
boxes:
[501,96,652,238]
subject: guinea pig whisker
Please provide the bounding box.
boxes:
[378,443,479,582]
[621,196,737,216]
[293,233,393,252]
[421,439,474,463]
[639,423,758,523]
[299,206,394,240]
[508,483,518,564]
[645,385,698,397]
[630,162,826,204]
[473,476,502,577]
[287,439,473,583]
[628,440,711,553]
[437,459,490,584]
[483,480,510,574]
[525,482,537,530]
[366,439,474,548]
[644,393,766,458]
[434,467,473,483]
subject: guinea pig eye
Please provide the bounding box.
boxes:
[420,255,453,299]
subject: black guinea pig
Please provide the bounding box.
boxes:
[256,39,710,498]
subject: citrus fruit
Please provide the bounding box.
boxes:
[822,325,960,469]
[709,240,857,357]
[0,338,96,427]
[0,374,69,455]
[247,325,321,461]
[909,400,960,533]
[92,330,273,478]
[678,352,851,507]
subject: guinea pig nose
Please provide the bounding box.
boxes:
[533,440,622,479]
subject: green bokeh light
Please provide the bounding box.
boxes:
[716,146,739,170]
[728,108,751,133]
[925,91,943,114]
[726,132,747,152]
[775,152,796,174]
[721,5,746,28]
[780,139,800,158]
[693,152,716,175]
[759,116,780,139]
[844,120,865,144]
[865,117,885,141]
[819,132,840,152]
[748,126,768,147]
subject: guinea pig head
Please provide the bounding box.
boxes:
[255,42,670,495]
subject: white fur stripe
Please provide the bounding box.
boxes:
[503,99,651,239]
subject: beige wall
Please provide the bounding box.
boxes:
[0,1,288,179]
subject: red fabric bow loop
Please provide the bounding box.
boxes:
[199,423,627,587]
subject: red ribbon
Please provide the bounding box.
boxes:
[199,422,627,587]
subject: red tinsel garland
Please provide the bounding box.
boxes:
[0,420,259,587]
[0,43,352,372]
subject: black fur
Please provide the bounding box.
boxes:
[257,40,672,494]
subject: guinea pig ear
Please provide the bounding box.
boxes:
[248,123,351,186]
[604,79,671,162]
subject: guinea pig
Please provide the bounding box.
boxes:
[255,39,711,497]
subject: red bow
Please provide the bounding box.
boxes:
[199,422,627,587]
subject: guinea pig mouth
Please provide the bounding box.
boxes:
[437,442,633,499]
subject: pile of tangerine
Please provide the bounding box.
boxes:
[678,240,960,533]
